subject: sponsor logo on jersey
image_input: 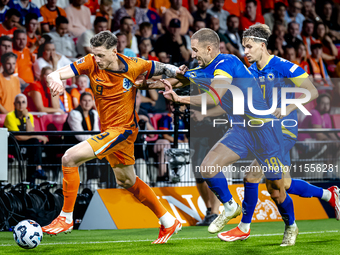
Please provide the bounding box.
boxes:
[76,57,85,64]
[259,76,265,82]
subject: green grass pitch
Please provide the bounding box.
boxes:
[0,219,339,254]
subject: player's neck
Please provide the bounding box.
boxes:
[256,52,271,70]
[107,55,124,71]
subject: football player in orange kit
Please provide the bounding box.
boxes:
[42,31,183,244]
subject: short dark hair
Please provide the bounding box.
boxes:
[56,16,69,27]
[246,0,257,6]
[120,16,132,26]
[80,92,93,101]
[0,35,12,45]
[116,32,127,38]
[5,8,21,19]
[13,29,26,39]
[25,13,38,28]
[227,14,238,23]
[283,44,295,52]
[242,24,271,46]
[94,16,108,26]
[303,19,314,27]
[1,52,17,65]
[288,21,299,30]
[90,31,117,49]
[274,2,286,11]
[139,22,153,30]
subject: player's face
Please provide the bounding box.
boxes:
[14,96,27,112]
[3,57,16,75]
[92,45,117,70]
[191,39,213,67]
[80,95,93,111]
[243,39,264,64]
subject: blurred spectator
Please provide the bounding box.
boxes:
[192,0,212,27]
[63,92,101,185]
[140,0,164,36]
[114,16,139,54]
[162,0,194,36]
[8,0,43,26]
[319,1,340,41]
[0,9,20,38]
[48,16,77,59]
[151,0,170,15]
[4,93,48,183]
[84,0,100,15]
[65,0,92,38]
[23,66,64,113]
[239,0,264,31]
[267,23,287,56]
[224,15,244,57]
[307,40,332,87]
[283,44,296,62]
[285,0,305,32]
[116,32,137,57]
[113,0,149,33]
[284,21,303,49]
[219,41,229,54]
[222,0,244,17]
[40,0,67,33]
[264,2,287,31]
[261,0,288,14]
[138,38,158,60]
[155,18,190,65]
[77,17,108,57]
[25,13,43,54]
[70,75,94,108]
[33,41,72,79]
[301,19,316,57]
[314,22,338,60]
[295,41,309,72]
[302,0,321,23]
[0,52,20,113]
[192,18,206,34]
[299,93,337,141]
[95,0,113,31]
[0,35,13,73]
[207,0,228,34]
[112,0,124,13]
[154,102,188,179]
[59,83,74,113]
[208,16,242,59]
[13,29,35,84]
[0,0,9,23]
[137,22,156,48]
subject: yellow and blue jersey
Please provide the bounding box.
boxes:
[184,53,274,128]
[249,55,309,140]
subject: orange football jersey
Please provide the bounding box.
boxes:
[71,53,155,131]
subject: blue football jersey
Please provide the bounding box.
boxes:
[249,55,309,139]
[184,53,274,128]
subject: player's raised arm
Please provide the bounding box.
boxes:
[47,64,76,96]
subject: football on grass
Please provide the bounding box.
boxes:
[13,220,43,249]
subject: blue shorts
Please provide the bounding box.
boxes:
[282,133,297,166]
[219,123,285,180]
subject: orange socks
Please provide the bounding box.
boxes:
[127,177,167,218]
[61,166,80,213]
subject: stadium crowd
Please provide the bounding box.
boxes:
[1,0,340,200]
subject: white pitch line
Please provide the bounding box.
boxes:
[1,230,339,247]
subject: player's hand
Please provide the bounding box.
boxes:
[176,65,188,77]
[159,79,172,92]
[134,75,148,89]
[190,109,204,122]
[48,80,64,96]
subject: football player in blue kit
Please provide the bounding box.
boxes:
[205,24,339,245]
[158,28,298,246]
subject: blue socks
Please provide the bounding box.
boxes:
[276,193,295,226]
[287,179,323,198]
[204,172,232,203]
[241,183,259,223]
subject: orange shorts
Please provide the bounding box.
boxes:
[87,127,138,167]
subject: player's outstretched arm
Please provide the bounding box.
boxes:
[47,65,76,97]
[153,61,188,79]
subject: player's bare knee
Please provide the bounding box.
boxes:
[62,151,76,167]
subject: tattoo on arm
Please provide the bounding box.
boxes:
[153,62,178,78]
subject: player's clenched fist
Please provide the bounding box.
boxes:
[47,72,64,97]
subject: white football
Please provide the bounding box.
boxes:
[13,220,43,249]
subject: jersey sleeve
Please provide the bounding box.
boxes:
[213,58,234,82]
[70,54,95,76]
[279,59,309,87]
[131,57,155,80]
